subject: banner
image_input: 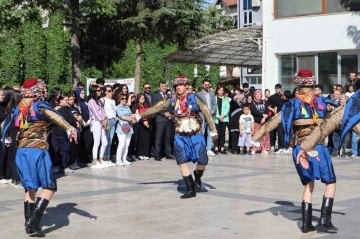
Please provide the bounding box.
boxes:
[86,78,135,95]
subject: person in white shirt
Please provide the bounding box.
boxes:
[100,85,117,167]
[238,103,254,155]
[345,84,355,98]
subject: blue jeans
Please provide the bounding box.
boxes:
[333,129,347,155]
[104,119,116,157]
[202,124,212,152]
[352,131,359,156]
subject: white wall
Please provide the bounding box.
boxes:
[262,0,360,92]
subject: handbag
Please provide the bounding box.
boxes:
[119,106,131,133]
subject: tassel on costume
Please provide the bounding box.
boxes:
[15,120,20,127]
[30,109,36,117]
[302,106,309,118]
[20,120,24,129]
[24,121,29,129]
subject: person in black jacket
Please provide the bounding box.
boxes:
[52,93,78,173]
[229,91,244,154]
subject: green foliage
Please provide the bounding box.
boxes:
[21,16,46,81]
[0,31,22,86]
[341,0,360,11]
[45,12,72,91]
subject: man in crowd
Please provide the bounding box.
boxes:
[268,83,286,154]
[143,83,152,106]
[314,84,323,97]
[345,72,358,89]
[152,81,173,161]
[197,78,217,156]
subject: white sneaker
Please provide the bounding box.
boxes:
[138,156,145,160]
[270,146,275,152]
[145,157,150,160]
[122,159,132,165]
[261,151,269,155]
[251,151,255,155]
[91,162,105,169]
[101,161,111,168]
[283,149,290,154]
[0,179,8,184]
[276,149,284,154]
[207,150,215,156]
[107,161,117,167]
[117,161,125,166]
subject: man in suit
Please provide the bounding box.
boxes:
[143,82,152,106]
[152,81,173,161]
[196,78,217,156]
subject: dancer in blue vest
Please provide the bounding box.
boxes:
[2,78,77,237]
[136,75,217,199]
[253,69,339,234]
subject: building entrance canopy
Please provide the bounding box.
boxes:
[164,26,263,67]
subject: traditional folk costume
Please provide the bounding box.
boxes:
[2,78,76,237]
[252,69,341,234]
[137,75,217,198]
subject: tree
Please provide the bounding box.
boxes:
[117,0,208,93]
[341,0,360,11]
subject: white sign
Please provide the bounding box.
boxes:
[86,78,135,95]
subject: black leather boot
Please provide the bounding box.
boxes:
[180,175,196,199]
[317,197,338,233]
[194,169,204,190]
[24,201,35,234]
[26,197,49,237]
[301,202,315,233]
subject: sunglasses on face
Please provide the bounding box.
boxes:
[145,87,151,90]
[96,90,102,92]
[121,98,126,100]
[107,90,112,93]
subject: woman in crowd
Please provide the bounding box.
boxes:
[0,87,22,186]
[250,89,270,155]
[74,87,93,163]
[213,85,230,154]
[128,92,139,161]
[47,87,62,107]
[135,93,151,160]
[115,93,135,166]
[263,89,270,102]
[100,85,117,166]
[68,92,82,169]
[52,93,78,173]
[346,84,355,98]
[88,85,108,169]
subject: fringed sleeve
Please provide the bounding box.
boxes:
[195,96,216,132]
[301,104,344,152]
[139,97,170,119]
[39,108,75,132]
[252,113,281,142]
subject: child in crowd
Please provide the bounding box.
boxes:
[238,103,254,155]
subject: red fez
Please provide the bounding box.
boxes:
[297,69,313,78]
[23,78,39,89]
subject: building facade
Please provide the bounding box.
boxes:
[262,0,360,94]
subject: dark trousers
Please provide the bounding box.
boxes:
[231,131,239,150]
[0,144,18,180]
[138,123,151,157]
[128,123,139,157]
[52,135,71,169]
[154,121,172,157]
[270,126,284,150]
[80,126,93,162]
[214,122,228,148]
[69,132,80,166]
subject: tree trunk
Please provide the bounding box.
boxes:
[134,31,142,93]
[102,50,107,79]
[71,0,81,87]
[226,66,233,81]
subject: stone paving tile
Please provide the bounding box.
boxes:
[0,153,359,238]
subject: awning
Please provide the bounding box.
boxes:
[164,26,262,67]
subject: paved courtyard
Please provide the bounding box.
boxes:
[0,153,359,239]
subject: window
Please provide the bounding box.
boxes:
[298,55,315,75]
[318,53,337,94]
[275,0,350,18]
[276,0,322,18]
[242,0,253,27]
[341,55,358,86]
[279,55,297,92]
